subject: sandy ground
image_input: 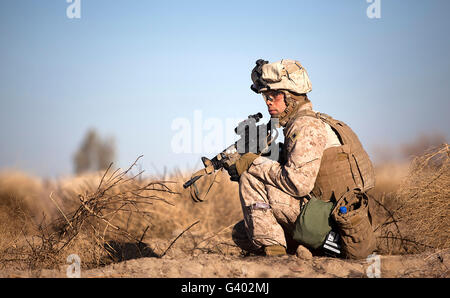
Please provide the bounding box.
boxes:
[1,247,448,278]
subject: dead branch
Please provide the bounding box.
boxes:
[159,220,200,258]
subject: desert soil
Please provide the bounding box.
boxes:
[1,247,448,278]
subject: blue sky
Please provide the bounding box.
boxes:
[1,0,449,178]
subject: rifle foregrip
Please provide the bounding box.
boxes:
[183,175,202,189]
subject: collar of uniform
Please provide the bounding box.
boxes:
[283,102,314,129]
[299,102,313,111]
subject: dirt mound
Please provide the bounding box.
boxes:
[1,248,448,278]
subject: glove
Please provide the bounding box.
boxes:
[225,153,259,182]
[235,153,259,176]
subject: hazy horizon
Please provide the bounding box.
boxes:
[1,0,449,178]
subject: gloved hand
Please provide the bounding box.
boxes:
[225,153,259,181]
[226,152,259,181]
[235,153,259,176]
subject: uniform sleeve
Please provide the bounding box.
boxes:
[246,116,327,197]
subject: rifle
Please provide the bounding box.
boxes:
[183,112,280,196]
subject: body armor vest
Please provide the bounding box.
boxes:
[295,110,375,202]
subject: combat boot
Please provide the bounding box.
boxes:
[264,245,286,256]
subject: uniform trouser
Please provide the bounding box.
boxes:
[232,171,304,252]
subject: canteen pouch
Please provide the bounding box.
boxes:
[332,189,376,259]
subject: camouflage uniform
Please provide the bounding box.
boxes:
[233,103,341,252]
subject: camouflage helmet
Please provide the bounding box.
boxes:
[250,59,312,94]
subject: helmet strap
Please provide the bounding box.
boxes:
[278,92,307,126]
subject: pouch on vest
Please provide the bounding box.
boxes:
[331,189,376,259]
[292,196,335,249]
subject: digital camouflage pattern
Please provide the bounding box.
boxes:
[233,103,341,250]
[251,59,312,95]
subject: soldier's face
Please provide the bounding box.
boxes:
[262,91,286,118]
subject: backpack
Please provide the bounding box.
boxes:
[292,110,377,259]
